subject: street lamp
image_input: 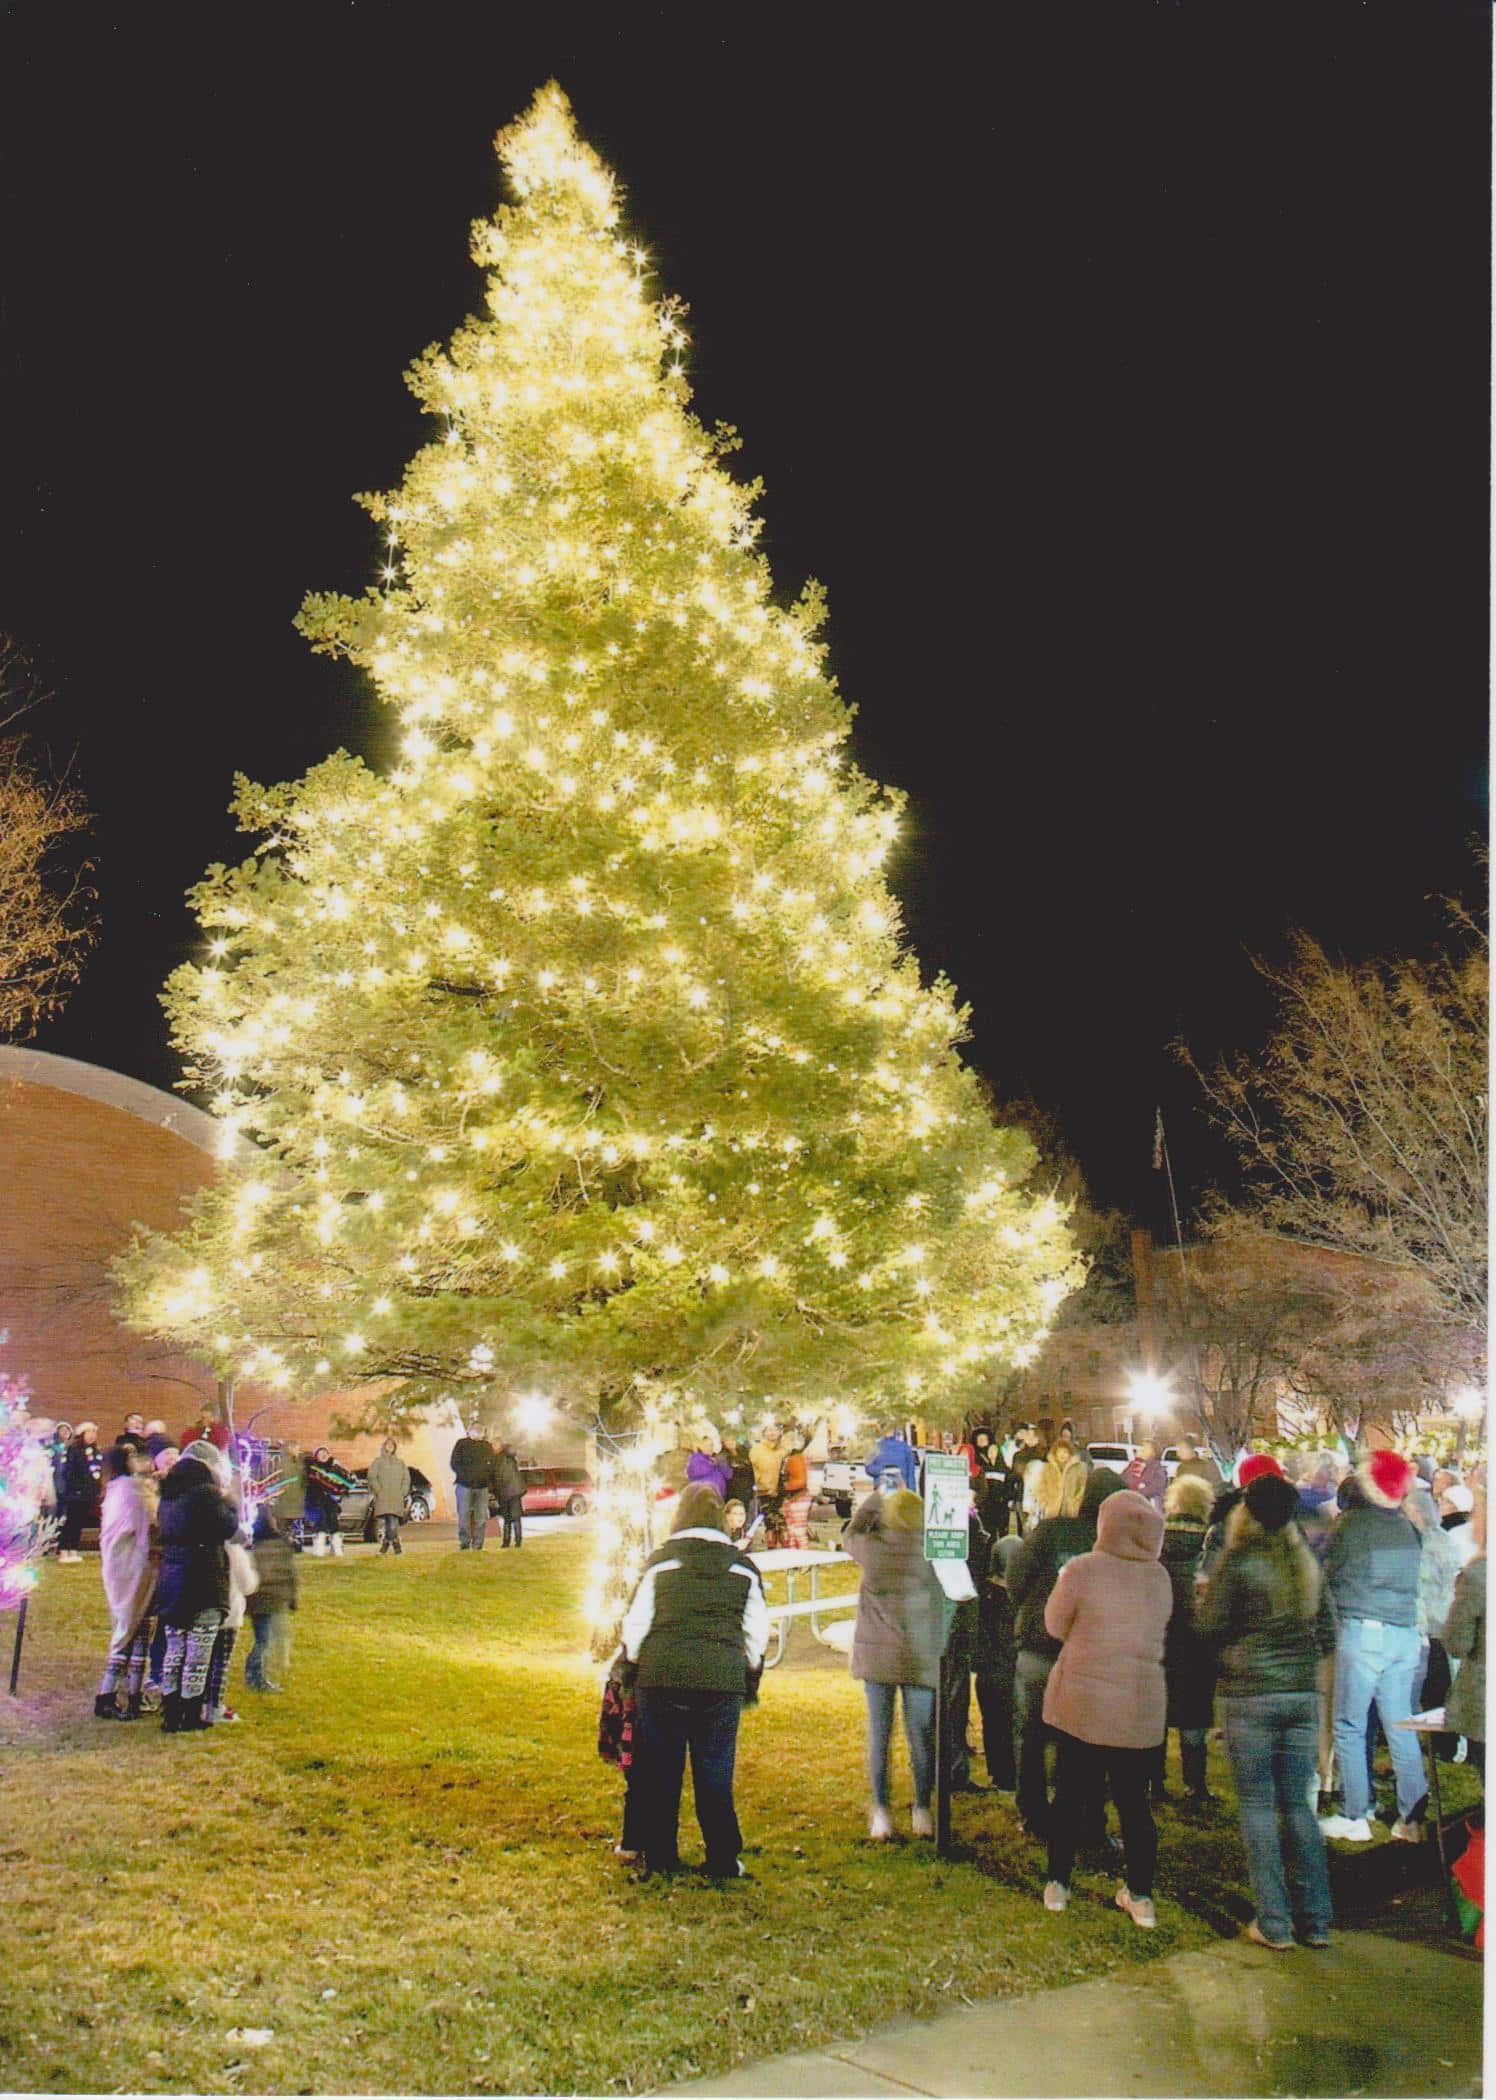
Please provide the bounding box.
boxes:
[1125,1370,1174,1419]
[1453,1386,1486,1422]
[514,1392,553,1440]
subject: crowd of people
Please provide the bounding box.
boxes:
[606,1415,1486,1947]
[20,1394,1487,1943]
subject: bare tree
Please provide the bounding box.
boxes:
[1159,1234,1331,1453]
[0,636,95,1038]
[1179,915,1487,1343]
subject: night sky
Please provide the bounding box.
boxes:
[2,4,1488,1222]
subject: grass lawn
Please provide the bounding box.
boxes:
[0,1526,1467,2095]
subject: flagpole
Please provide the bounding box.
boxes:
[1154,1107,1208,1447]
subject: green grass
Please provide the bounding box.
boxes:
[0,1529,1456,2095]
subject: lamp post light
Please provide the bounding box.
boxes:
[1452,1384,1486,1459]
[1124,1370,1174,1441]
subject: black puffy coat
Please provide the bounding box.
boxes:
[155,1458,236,1627]
[1197,1533,1335,1698]
[1160,1516,1216,1730]
[1007,1468,1129,1660]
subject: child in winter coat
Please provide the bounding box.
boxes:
[245,1505,299,1691]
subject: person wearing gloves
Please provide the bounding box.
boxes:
[93,1444,157,1720]
[1321,1448,1424,1842]
[620,1482,768,1881]
[367,1438,411,1556]
[1198,1471,1336,1950]
[843,1485,949,1840]
[1040,1489,1172,1929]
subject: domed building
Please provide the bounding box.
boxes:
[0,1046,461,1503]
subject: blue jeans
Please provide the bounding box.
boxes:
[1222,1691,1332,1942]
[633,1686,744,1875]
[1333,1618,1424,1821]
[379,1513,401,1549]
[455,1484,488,1548]
[863,1681,936,1811]
[245,1610,287,1688]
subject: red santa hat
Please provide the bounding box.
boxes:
[1361,1448,1416,1509]
[1237,1453,1285,1488]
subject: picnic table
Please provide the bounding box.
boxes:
[751,1545,859,1667]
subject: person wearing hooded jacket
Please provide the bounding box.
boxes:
[93,1444,156,1720]
[1198,1471,1336,1949]
[367,1439,411,1555]
[1040,1490,1173,1928]
[1441,1496,1485,1780]
[155,1449,237,1732]
[1007,1467,1128,1836]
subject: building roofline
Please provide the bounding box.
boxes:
[0,1045,234,1159]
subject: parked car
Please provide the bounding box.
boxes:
[819,1454,858,1517]
[519,1466,594,1517]
[1085,1441,1138,1476]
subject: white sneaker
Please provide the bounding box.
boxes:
[1116,1887,1156,1929]
[1391,1819,1425,1844]
[868,1806,893,1841]
[1043,1881,1069,1912]
[1318,1814,1375,1842]
[910,1806,934,1839]
[57,1551,81,1564]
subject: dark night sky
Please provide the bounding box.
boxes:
[1,4,1488,1222]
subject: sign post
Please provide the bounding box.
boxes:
[923,1453,972,1859]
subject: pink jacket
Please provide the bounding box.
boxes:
[1042,1490,1171,1749]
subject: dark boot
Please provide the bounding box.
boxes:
[1182,1737,1212,1801]
[122,1689,143,1721]
[161,1693,182,1733]
[94,1692,121,1720]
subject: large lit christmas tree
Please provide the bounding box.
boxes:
[120,87,1078,1481]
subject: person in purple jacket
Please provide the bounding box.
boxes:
[686,1431,731,1499]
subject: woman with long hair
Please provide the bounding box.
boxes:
[844,1485,948,1840]
[93,1444,156,1719]
[1198,1471,1336,1949]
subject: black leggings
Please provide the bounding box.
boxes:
[1047,1728,1159,1897]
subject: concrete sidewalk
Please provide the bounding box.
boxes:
[668,1929,1482,2098]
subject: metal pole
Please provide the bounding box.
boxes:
[8,1596,28,1696]
[936,1661,953,1856]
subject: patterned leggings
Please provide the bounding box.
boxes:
[98,1617,152,1701]
[162,1610,223,1702]
[204,1622,238,1715]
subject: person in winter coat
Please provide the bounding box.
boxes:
[367,1438,411,1555]
[976,1533,1020,1791]
[686,1433,732,1500]
[1123,1440,1168,1514]
[57,1422,101,1560]
[843,1486,949,1840]
[1008,1467,1128,1837]
[620,1483,768,1880]
[779,1442,813,1549]
[1322,1448,1424,1842]
[303,1447,346,1557]
[1442,1497,1485,1780]
[1404,1482,1463,1713]
[1199,1454,1286,1582]
[863,1428,918,1493]
[1173,1438,1222,1489]
[944,1503,992,1791]
[155,1450,237,1732]
[721,1436,757,1525]
[492,1442,525,1548]
[1198,1471,1336,1948]
[1040,1490,1172,1928]
[94,1445,157,1720]
[245,1504,299,1691]
[1157,1473,1217,1804]
[450,1423,497,1551]
[180,1442,254,1726]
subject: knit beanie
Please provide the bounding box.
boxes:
[1244,1473,1300,1533]
[1361,1448,1415,1510]
[1237,1453,1285,1489]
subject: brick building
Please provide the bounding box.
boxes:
[0,1048,588,1508]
